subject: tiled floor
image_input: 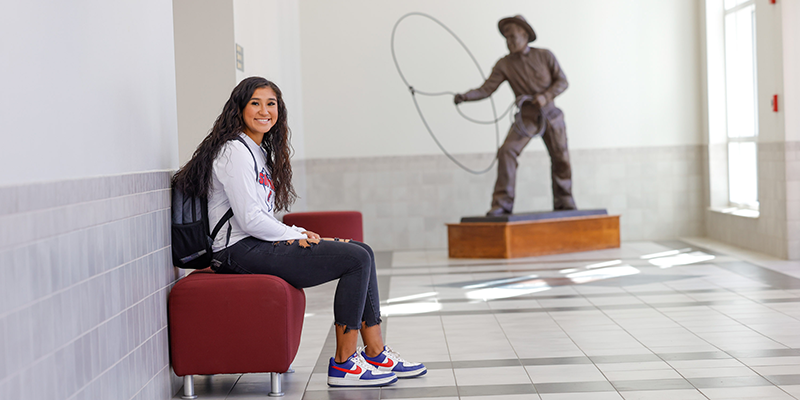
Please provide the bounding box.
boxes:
[176,238,800,399]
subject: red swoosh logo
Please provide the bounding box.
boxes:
[331,365,362,374]
[368,358,394,368]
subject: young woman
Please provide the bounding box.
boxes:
[172,77,425,387]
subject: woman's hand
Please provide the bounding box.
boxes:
[303,231,321,240]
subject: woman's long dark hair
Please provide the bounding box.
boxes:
[172,77,297,211]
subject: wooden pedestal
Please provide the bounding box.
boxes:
[447,214,620,259]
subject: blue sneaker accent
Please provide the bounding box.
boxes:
[362,345,427,378]
[327,351,398,387]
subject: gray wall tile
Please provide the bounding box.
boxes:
[0,171,175,399]
[296,143,791,256]
[705,142,797,258]
[300,145,707,250]
[0,317,7,381]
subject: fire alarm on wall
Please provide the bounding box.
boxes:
[772,94,779,112]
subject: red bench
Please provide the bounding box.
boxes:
[168,211,362,398]
[282,211,363,242]
[169,270,305,397]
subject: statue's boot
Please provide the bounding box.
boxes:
[486,207,511,217]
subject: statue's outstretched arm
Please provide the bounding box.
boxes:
[455,63,506,104]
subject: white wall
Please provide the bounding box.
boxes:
[233,0,306,160]
[703,0,786,160]
[784,0,800,142]
[173,0,307,210]
[172,0,305,165]
[298,0,704,161]
[0,1,182,398]
[756,0,785,143]
[173,0,236,165]
[702,0,797,259]
[783,0,800,259]
[0,0,179,187]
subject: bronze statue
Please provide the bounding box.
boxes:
[455,15,576,216]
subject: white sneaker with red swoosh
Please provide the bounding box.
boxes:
[327,351,398,387]
[362,345,427,378]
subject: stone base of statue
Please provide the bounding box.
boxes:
[447,209,620,259]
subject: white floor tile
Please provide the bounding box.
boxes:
[667,359,745,369]
[208,243,800,399]
[603,368,684,381]
[737,356,800,366]
[469,394,542,400]
[595,361,673,372]
[389,368,456,388]
[619,389,707,400]
[542,393,623,400]
[525,364,606,383]
[672,366,760,378]
[453,366,532,386]
[699,385,795,399]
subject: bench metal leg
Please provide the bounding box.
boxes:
[181,375,198,399]
[268,372,284,397]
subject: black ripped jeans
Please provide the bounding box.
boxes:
[213,237,382,332]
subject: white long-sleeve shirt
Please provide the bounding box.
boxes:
[209,133,306,252]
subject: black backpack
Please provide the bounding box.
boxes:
[171,136,258,269]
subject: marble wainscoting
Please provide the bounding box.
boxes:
[0,171,180,400]
[706,142,792,259]
[298,144,705,251]
[787,141,800,260]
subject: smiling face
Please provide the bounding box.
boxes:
[242,86,278,142]
[502,23,529,54]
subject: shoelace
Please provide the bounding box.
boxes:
[353,347,380,371]
[383,345,409,363]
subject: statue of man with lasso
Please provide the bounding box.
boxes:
[455,15,576,216]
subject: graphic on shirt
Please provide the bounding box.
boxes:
[258,166,275,211]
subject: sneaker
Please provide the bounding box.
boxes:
[361,345,427,378]
[327,351,398,387]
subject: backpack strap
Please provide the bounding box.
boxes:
[234,136,259,178]
[211,208,234,240]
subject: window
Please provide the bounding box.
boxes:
[723,0,758,209]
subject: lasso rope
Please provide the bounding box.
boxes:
[390,12,513,175]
